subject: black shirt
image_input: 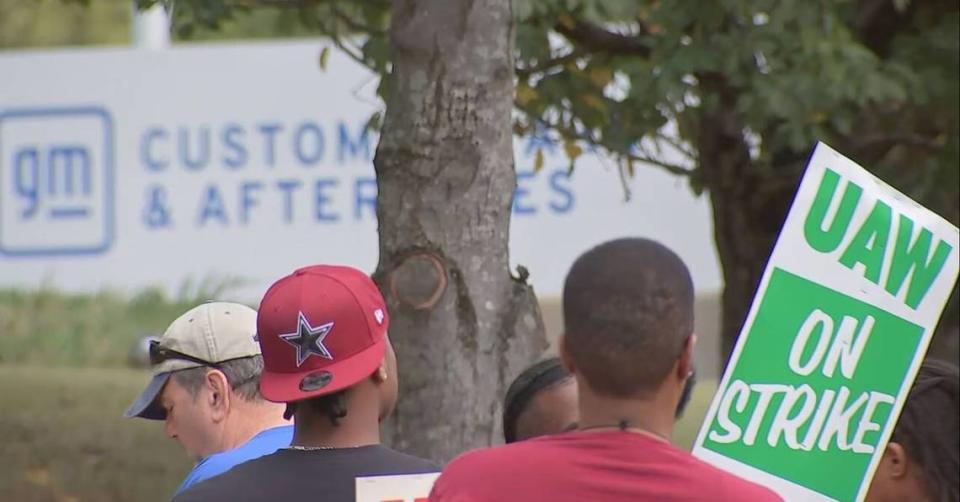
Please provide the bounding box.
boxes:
[172,445,439,502]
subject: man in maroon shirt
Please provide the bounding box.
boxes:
[431,238,782,502]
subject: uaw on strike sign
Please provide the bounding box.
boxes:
[693,143,959,502]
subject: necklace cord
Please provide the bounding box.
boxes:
[576,420,668,442]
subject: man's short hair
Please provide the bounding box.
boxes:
[562,238,694,397]
[283,391,348,425]
[172,355,266,402]
[503,358,573,443]
[890,359,959,501]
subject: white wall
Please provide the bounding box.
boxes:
[0,40,722,302]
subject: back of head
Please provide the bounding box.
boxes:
[891,359,959,502]
[256,265,395,428]
[503,358,574,443]
[124,301,264,421]
[563,238,694,397]
[161,302,270,407]
[171,354,269,404]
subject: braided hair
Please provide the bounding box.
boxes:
[283,390,348,425]
[502,358,573,443]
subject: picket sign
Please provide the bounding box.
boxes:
[355,472,440,502]
[692,142,960,502]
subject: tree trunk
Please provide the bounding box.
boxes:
[695,82,801,365]
[701,100,959,366]
[708,169,798,364]
[372,0,549,462]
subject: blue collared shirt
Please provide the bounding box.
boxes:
[176,425,294,494]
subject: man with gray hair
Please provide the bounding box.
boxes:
[124,302,292,495]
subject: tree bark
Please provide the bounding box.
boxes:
[695,78,801,364]
[700,96,959,364]
[707,169,799,364]
[372,0,548,462]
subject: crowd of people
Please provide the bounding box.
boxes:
[124,238,960,501]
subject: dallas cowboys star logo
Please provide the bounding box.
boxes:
[280,312,334,367]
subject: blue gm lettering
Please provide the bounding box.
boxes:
[0,107,114,256]
[14,144,92,219]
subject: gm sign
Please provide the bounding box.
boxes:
[0,107,114,256]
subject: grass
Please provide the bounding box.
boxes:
[675,379,718,450]
[0,286,718,500]
[0,365,191,502]
[0,363,718,501]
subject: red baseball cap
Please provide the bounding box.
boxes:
[256,265,389,403]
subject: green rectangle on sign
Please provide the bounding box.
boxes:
[701,268,924,501]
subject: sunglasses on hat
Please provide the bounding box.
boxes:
[146,340,259,401]
[149,339,218,367]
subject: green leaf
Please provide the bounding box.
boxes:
[516,84,539,106]
[587,66,613,89]
[563,140,583,162]
[362,35,391,72]
[319,46,330,71]
[581,93,607,114]
[364,111,383,133]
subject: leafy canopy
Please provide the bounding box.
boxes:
[136,0,956,217]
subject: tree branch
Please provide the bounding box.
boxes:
[227,0,323,6]
[554,19,650,57]
[331,5,385,35]
[226,0,324,7]
[653,132,697,161]
[626,150,695,178]
[329,36,369,68]
[617,138,693,176]
[522,112,694,178]
[516,50,582,79]
[855,0,915,58]
[862,132,943,149]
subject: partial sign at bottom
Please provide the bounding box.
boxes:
[355,472,440,502]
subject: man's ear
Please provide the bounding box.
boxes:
[559,334,576,374]
[372,358,389,383]
[882,442,910,479]
[677,334,697,380]
[205,369,231,421]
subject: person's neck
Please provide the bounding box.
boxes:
[219,401,290,451]
[576,384,677,441]
[291,398,381,449]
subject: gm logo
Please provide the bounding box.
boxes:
[0,107,114,256]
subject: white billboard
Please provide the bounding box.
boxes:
[0,40,721,301]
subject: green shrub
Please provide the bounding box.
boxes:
[0,279,252,368]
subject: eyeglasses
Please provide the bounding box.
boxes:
[148,340,259,391]
[149,340,218,368]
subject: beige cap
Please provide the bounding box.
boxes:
[153,302,260,373]
[124,302,259,420]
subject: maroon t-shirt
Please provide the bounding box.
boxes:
[430,431,782,502]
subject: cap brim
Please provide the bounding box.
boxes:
[260,338,386,403]
[123,372,171,420]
